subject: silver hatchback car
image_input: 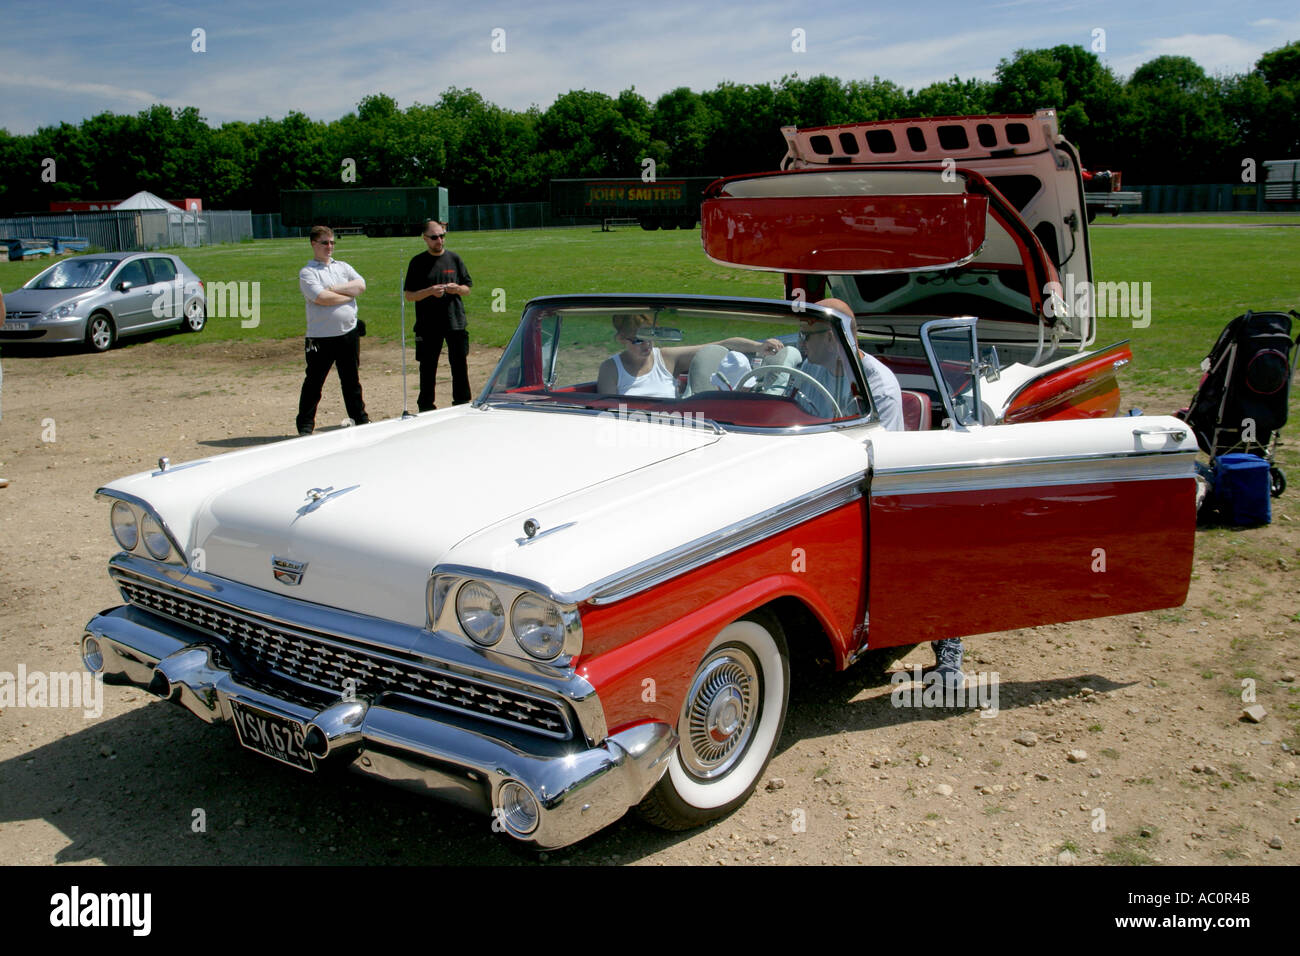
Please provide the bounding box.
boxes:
[0,252,205,352]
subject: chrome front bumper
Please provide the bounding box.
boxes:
[83,604,676,849]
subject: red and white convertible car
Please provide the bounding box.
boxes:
[82,112,1197,849]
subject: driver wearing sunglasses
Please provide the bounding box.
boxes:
[797,298,902,429]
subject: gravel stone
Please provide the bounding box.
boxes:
[1241,705,1267,723]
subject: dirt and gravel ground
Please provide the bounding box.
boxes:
[1,334,1297,866]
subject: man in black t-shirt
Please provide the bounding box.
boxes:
[403,220,473,410]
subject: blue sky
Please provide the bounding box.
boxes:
[1,0,1296,134]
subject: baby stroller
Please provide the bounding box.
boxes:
[1180,309,1299,498]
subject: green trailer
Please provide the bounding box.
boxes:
[280,187,449,237]
[549,177,718,230]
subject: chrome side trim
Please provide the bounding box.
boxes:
[585,473,865,606]
[106,553,608,746]
[870,449,1197,497]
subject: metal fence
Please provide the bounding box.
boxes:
[0,209,254,252]
[251,213,308,239]
[448,202,558,231]
[1132,184,1266,213]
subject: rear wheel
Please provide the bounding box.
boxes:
[180,297,206,333]
[640,218,659,231]
[1271,466,1286,498]
[85,313,116,352]
[638,611,789,829]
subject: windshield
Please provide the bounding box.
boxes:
[481,302,875,429]
[26,258,118,290]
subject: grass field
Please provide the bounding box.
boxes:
[1094,213,1300,225]
[3,222,1298,388]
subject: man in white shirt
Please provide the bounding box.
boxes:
[796,298,904,429]
[804,298,964,685]
[296,226,370,435]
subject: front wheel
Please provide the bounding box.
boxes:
[85,313,116,352]
[638,611,789,830]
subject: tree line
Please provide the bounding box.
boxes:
[2,42,1297,215]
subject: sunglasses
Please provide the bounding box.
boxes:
[622,334,654,345]
[314,239,336,245]
[424,233,447,240]
[798,328,830,343]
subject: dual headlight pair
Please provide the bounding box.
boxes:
[431,576,580,663]
[109,499,175,561]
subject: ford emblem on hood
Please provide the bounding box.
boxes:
[271,556,308,586]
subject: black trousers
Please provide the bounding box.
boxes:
[416,322,470,411]
[297,328,368,432]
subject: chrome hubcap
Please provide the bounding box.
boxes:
[679,646,759,779]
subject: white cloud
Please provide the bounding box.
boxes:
[1110,33,1264,78]
[0,72,168,109]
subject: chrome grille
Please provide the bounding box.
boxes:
[117,576,572,739]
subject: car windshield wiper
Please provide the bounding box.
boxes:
[483,398,600,412]
[483,398,726,434]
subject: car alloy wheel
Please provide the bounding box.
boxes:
[85,313,116,352]
[182,298,206,333]
[638,610,789,829]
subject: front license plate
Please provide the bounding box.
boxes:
[229,699,316,772]
[4,321,28,331]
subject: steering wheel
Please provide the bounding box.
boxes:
[735,365,843,419]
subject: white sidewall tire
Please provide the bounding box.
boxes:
[666,619,787,810]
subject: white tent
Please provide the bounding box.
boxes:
[114,190,178,211]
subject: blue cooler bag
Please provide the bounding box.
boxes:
[1210,453,1272,525]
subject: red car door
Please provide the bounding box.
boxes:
[862,415,1197,648]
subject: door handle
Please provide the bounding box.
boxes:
[1132,426,1187,441]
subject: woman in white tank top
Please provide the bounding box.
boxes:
[613,347,677,398]
[596,312,785,398]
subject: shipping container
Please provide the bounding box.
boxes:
[279,187,449,236]
[549,177,718,230]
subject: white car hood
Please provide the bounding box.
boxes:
[185,409,714,621]
[104,408,870,627]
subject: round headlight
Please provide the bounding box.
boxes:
[511,593,568,661]
[110,501,138,550]
[456,581,504,646]
[141,513,171,560]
